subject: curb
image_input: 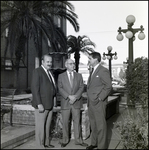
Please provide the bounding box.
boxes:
[1,127,35,149]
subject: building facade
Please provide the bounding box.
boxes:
[1,17,66,90]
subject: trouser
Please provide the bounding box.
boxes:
[88,100,108,149]
[35,109,53,148]
[61,106,83,144]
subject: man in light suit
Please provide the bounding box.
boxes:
[31,54,56,149]
[86,52,112,150]
[58,59,88,148]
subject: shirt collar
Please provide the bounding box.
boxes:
[67,70,74,76]
[41,65,47,72]
[41,65,51,74]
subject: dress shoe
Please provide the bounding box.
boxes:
[75,142,88,147]
[61,143,68,147]
[39,145,45,149]
[44,144,55,148]
[86,145,97,149]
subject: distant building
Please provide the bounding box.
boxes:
[103,64,125,79]
[79,63,125,84]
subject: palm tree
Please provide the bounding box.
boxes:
[1,1,79,88]
[67,35,96,72]
[1,1,80,60]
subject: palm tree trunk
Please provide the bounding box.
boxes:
[74,51,80,72]
[13,69,19,89]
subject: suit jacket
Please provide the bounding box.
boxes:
[58,71,84,109]
[31,66,56,110]
[87,64,112,106]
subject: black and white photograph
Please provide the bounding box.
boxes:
[1,1,148,149]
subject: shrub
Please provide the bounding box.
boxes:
[126,57,148,106]
[114,107,148,149]
[114,57,148,149]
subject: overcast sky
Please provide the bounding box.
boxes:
[66,1,148,65]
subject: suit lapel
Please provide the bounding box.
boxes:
[40,66,52,83]
[64,71,77,89]
[40,67,48,79]
[73,72,77,88]
[64,72,71,88]
[88,64,102,86]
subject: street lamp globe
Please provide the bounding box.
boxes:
[117,33,124,41]
[114,55,118,60]
[107,46,112,51]
[125,31,133,39]
[138,32,145,40]
[102,56,106,60]
[107,56,111,60]
[126,15,136,24]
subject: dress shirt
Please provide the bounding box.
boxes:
[92,62,101,75]
[91,62,102,101]
[67,71,74,82]
[41,65,56,87]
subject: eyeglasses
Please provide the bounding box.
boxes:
[67,63,75,65]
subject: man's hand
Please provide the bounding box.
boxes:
[68,95,77,104]
[38,104,44,113]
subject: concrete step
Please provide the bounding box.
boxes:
[1,124,35,149]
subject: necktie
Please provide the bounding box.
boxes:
[69,72,73,88]
[88,67,94,84]
[47,70,56,91]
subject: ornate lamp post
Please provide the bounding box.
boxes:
[102,46,118,79]
[116,15,145,65]
[116,15,145,107]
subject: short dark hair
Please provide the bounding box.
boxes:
[41,54,52,61]
[90,52,101,62]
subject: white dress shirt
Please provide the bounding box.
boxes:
[67,71,74,83]
[92,62,101,75]
[41,65,56,86]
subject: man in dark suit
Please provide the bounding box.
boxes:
[86,52,112,149]
[31,54,56,149]
[58,59,88,148]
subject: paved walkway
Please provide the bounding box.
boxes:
[1,97,127,149]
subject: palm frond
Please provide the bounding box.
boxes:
[81,39,96,47]
[56,11,79,32]
[1,1,79,64]
[55,27,67,52]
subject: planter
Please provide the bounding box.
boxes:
[48,52,68,69]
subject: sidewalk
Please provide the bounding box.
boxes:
[1,97,127,149]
